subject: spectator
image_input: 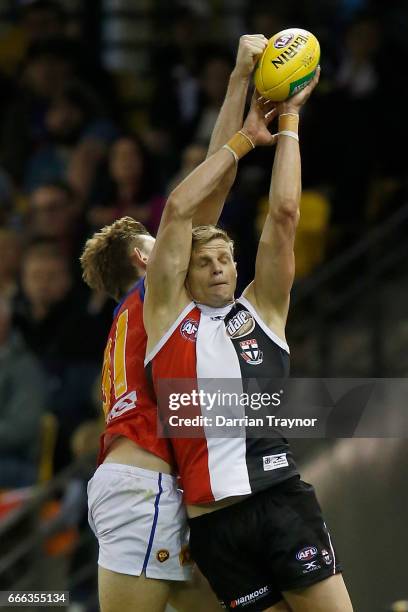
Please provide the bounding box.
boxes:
[0,228,22,301]
[0,295,47,488]
[149,45,233,156]
[13,240,110,472]
[0,167,13,217]
[322,13,384,241]
[26,181,86,281]
[0,0,65,78]
[24,81,118,196]
[166,141,207,194]
[0,37,76,183]
[88,135,165,234]
[190,50,234,145]
[147,5,203,156]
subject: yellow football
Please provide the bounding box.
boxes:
[254,28,320,101]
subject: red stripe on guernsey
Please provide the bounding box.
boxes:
[98,285,173,466]
[147,303,253,504]
[148,305,214,503]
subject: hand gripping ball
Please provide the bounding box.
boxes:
[254,28,320,101]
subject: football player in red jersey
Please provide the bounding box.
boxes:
[144,68,353,612]
[80,35,269,612]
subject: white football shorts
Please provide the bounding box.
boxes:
[87,463,192,580]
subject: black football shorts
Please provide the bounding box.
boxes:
[188,477,342,611]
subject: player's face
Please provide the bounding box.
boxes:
[186,239,237,307]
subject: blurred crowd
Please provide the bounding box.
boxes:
[0,0,407,490]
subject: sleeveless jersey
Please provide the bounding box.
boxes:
[145,295,298,504]
[98,278,173,466]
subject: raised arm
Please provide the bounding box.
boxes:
[244,69,321,334]
[145,100,278,341]
[192,34,268,227]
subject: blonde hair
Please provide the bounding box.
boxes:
[80,217,150,301]
[191,225,234,255]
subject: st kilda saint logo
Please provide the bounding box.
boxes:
[239,338,263,365]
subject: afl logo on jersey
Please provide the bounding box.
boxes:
[180,319,198,341]
[239,338,263,365]
[226,310,255,339]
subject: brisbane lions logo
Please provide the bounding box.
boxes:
[226,311,255,339]
[180,319,198,341]
[156,549,170,563]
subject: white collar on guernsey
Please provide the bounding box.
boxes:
[195,301,235,320]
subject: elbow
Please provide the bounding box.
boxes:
[166,192,190,220]
[165,193,182,217]
[271,199,300,224]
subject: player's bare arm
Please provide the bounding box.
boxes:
[145,101,278,352]
[243,68,321,339]
[193,34,268,226]
[144,148,239,350]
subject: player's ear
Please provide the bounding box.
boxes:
[234,261,237,276]
[132,246,148,270]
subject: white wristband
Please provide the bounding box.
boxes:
[279,130,299,142]
[222,144,239,163]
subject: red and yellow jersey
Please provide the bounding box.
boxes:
[98,278,173,466]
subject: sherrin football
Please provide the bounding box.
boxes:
[254,28,320,101]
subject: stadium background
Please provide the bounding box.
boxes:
[0,1,407,611]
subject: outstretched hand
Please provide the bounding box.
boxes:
[278,65,321,114]
[234,34,269,78]
[241,90,278,147]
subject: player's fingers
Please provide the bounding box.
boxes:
[258,95,271,107]
[263,99,275,110]
[262,100,275,115]
[240,36,267,54]
[247,42,268,56]
[308,66,321,89]
[298,66,321,101]
[244,34,269,44]
[265,107,278,125]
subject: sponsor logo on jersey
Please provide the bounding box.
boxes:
[274,32,295,48]
[302,560,321,574]
[296,546,318,562]
[230,586,269,608]
[107,390,137,422]
[239,338,263,365]
[263,453,289,471]
[226,310,255,339]
[156,549,170,563]
[180,318,198,341]
[179,545,192,566]
[322,548,333,565]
